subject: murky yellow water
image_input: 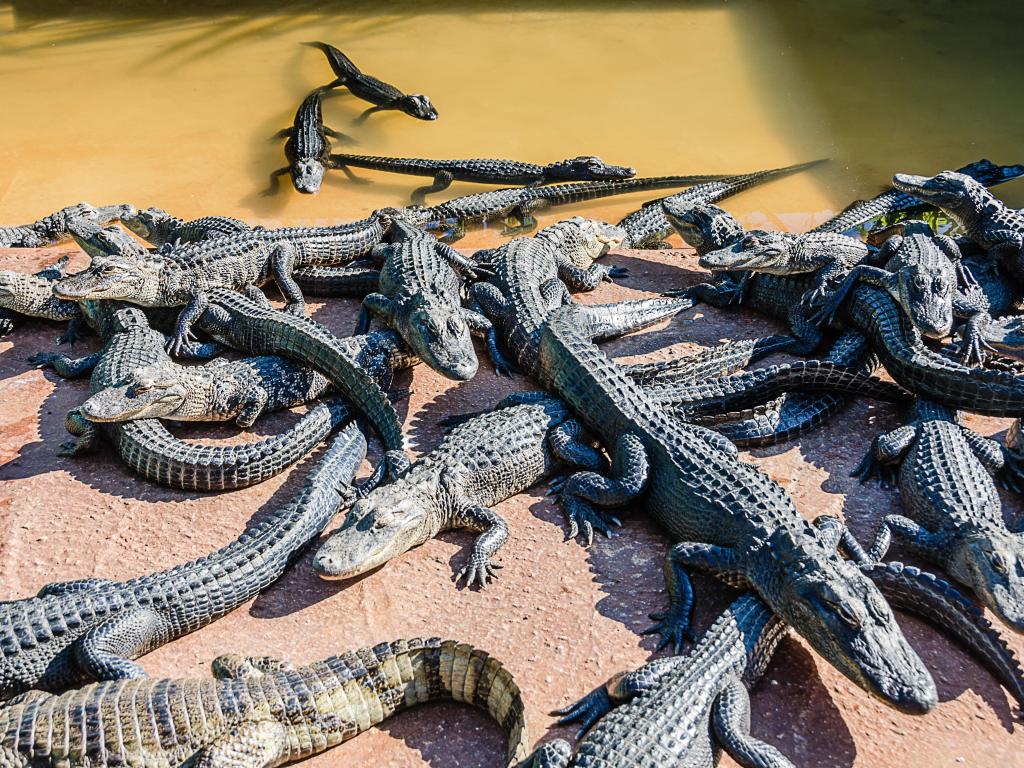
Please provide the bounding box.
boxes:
[0,1,1021,246]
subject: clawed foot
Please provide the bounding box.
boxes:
[604,266,629,281]
[27,352,61,369]
[57,439,86,457]
[283,302,307,318]
[56,328,80,346]
[546,475,568,496]
[0,318,13,337]
[552,686,613,738]
[642,605,696,654]
[561,496,621,547]
[850,452,897,487]
[455,553,503,588]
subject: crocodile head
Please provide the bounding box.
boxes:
[291,158,326,194]
[121,207,175,243]
[312,479,433,579]
[537,217,627,263]
[544,156,636,181]
[54,254,158,303]
[892,171,988,216]
[953,531,1024,632]
[396,94,438,120]
[889,234,955,338]
[756,528,937,713]
[699,229,795,273]
[664,202,744,253]
[68,220,149,262]
[79,365,187,422]
[402,297,478,381]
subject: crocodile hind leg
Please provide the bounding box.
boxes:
[558,432,649,546]
[712,677,794,768]
[193,720,288,768]
[59,408,99,456]
[452,505,509,588]
[211,654,294,679]
[463,308,514,376]
[73,608,167,681]
[355,293,395,335]
[410,170,456,206]
[268,243,306,317]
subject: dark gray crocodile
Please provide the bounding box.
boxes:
[268,89,352,195]
[306,41,438,121]
[0,636,530,768]
[0,256,82,343]
[55,213,388,356]
[0,421,364,701]
[0,202,132,248]
[853,398,1024,633]
[329,152,635,204]
[524,558,1024,767]
[536,302,937,713]
[811,158,1024,236]
[121,206,250,249]
[355,218,507,380]
[313,392,604,587]
[617,160,824,249]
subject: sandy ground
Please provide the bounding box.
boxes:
[0,244,1022,767]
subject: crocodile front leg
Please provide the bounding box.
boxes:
[29,350,103,378]
[876,514,950,564]
[452,505,509,588]
[462,307,513,376]
[74,608,167,681]
[263,167,290,196]
[501,204,539,237]
[811,265,898,327]
[169,292,211,358]
[268,242,306,317]
[712,677,795,768]
[56,314,86,346]
[410,170,456,205]
[851,425,916,486]
[554,254,626,293]
[235,386,270,428]
[952,262,994,366]
[355,293,395,334]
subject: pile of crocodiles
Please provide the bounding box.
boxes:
[2,43,1024,768]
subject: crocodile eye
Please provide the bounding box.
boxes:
[446,316,462,335]
[990,552,1008,575]
[742,234,759,249]
[763,248,782,258]
[831,601,863,629]
[424,317,440,338]
[933,277,948,295]
[913,275,927,290]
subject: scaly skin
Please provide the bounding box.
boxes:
[356,219,504,380]
[0,202,132,248]
[853,399,1024,633]
[618,160,825,249]
[526,560,1024,767]
[313,393,604,587]
[0,423,365,701]
[537,303,937,714]
[330,152,635,204]
[0,257,83,343]
[55,213,388,356]
[0,637,530,768]
[31,306,352,492]
[121,206,250,248]
[268,89,348,195]
[306,41,438,121]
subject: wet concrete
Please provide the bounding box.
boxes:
[0,244,1022,766]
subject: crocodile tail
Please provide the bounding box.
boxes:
[863,560,1024,714]
[303,41,359,80]
[584,297,690,342]
[396,638,530,766]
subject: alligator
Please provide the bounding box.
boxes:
[893,169,1024,282]
[811,158,1024,236]
[0,636,528,767]
[121,206,250,248]
[0,202,132,248]
[306,41,438,121]
[268,89,352,195]
[617,160,824,249]
[329,152,635,204]
[355,218,507,380]
[852,398,1024,633]
[0,421,364,702]
[536,302,937,713]
[524,557,1024,767]
[0,256,83,343]
[313,392,605,587]
[55,213,389,357]
[404,173,734,243]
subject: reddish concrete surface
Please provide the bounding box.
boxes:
[0,244,1022,767]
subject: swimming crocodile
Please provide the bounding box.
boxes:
[329,152,635,204]
[524,557,1024,767]
[853,398,1024,633]
[268,89,352,195]
[0,202,132,248]
[0,421,365,701]
[306,41,438,121]
[121,206,251,249]
[536,302,937,713]
[55,213,388,357]
[0,636,530,768]
[355,218,508,380]
[313,392,604,587]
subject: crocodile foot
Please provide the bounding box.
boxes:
[561,496,621,547]
[553,686,613,737]
[27,352,62,368]
[0,318,13,337]
[642,606,697,654]
[851,450,898,487]
[605,265,629,280]
[57,439,88,457]
[455,553,502,589]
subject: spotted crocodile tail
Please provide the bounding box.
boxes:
[863,560,1024,714]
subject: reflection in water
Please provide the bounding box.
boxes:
[0,1,1019,247]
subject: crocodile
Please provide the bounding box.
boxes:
[893,169,1024,281]
[617,160,824,249]
[0,202,132,248]
[852,398,1024,633]
[524,557,1024,767]
[811,158,1024,236]
[329,152,635,204]
[306,41,438,121]
[536,302,937,713]
[355,218,507,380]
[313,392,605,587]
[55,212,389,357]
[30,305,352,491]
[120,206,251,248]
[405,173,734,243]
[0,421,365,702]
[0,256,83,343]
[268,89,352,195]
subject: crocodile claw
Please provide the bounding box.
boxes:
[552,687,613,738]
[546,475,568,496]
[27,352,61,369]
[561,496,621,547]
[0,318,14,337]
[643,609,697,655]
[57,439,85,457]
[455,555,502,589]
[605,266,629,281]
